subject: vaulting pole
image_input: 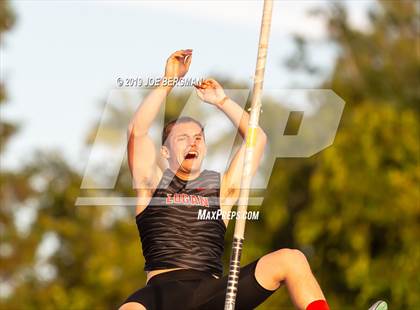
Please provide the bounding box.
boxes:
[224,1,273,309]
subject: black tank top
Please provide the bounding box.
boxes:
[136,169,226,277]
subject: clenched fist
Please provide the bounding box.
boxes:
[164,49,192,79]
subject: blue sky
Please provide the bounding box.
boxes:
[1,0,373,171]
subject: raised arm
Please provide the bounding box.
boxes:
[195,79,267,224]
[128,50,192,212]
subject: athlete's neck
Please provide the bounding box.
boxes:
[170,168,201,181]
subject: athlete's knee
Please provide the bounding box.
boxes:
[257,249,304,277]
[275,248,310,273]
[119,302,146,310]
[255,248,310,288]
[285,248,308,264]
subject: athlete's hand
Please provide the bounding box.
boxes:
[164,49,192,79]
[194,78,227,107]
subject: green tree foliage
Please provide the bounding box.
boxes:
[0,2,140,308]
[1,152,145,309]
[314,1,419,111]
[257,1,420,309]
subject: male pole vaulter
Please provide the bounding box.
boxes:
[119,50,330,310]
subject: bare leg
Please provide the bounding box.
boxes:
[255,248,326,310]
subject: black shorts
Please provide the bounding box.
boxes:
[122,259,276,310]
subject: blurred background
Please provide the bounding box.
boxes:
[1,1,419,309]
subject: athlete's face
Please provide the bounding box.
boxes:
[164,122,206,174]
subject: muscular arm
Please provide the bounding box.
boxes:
[128,49,192,214]
[128,85,173,137]
[218,97,266,192]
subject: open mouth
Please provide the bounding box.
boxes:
[184,151,199,160]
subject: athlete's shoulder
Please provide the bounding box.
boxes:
[201,169,221,178]
[200,170,221,189]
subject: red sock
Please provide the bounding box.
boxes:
[306,299,330,310]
